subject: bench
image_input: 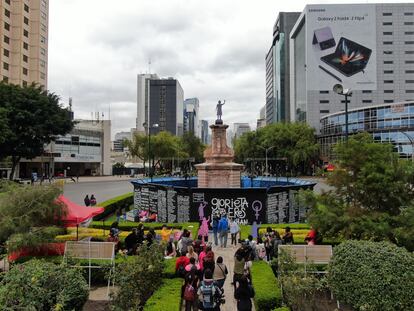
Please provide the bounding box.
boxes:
[278,245,333,274]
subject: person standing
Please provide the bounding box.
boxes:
[282,227,294,245]
[197,269,222,311]
[233,247,246,291]
[84,195,90,207]
[234,275,255,311]
[116,208,122,222]
[212,216,219,246]
[213,256,228,290]
[218,215,229,248]
[230,218,240,247]
[182,268,199,311]
[90,194,97,206]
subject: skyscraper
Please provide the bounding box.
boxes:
[184,98,200,136]
[0,0,49,88]
[148,78,184,136]
[200,120,209,144]
[265,12,300,125]
[136,73,159,133]
[234,123,251,140]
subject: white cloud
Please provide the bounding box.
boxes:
[48,0,410,137]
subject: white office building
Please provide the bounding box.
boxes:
[289,3,414,133]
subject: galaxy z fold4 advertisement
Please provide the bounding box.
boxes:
[306,4,377,90]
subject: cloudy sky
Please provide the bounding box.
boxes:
[48,0,407,137]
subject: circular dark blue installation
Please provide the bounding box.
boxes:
[131,176,316,225]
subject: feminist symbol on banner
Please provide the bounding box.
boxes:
[252,200,263,222]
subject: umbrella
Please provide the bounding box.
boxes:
[57,195,105,240]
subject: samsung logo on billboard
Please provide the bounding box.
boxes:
[309,8,326,12]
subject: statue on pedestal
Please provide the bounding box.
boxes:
[216,100,225,123]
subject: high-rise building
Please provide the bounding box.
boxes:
[257,105,267,129]
[289,3,414,133]
[0,0,49,88]
[234,123,251,140]
[184,98,200,136]
[148,78,184,136]
[136,74,184,136]
[112,131,132,152]
[136,73,159,133]
[200,119,209,144]
[265,12,300,125]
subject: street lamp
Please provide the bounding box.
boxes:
[333,84,352,142]
[258,146,276,176]
[400,131,414,163]
[144,123,159,181]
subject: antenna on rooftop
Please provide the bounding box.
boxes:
[148,58,151,74]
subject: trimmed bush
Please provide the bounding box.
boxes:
[272,308,290,311]
[0,259,88,310]
[328,240,414,311]
[251,261,282,310]
[111,244,164,310]
[163,258,177,278]
[93,192,133,221]
[143,278,183,311]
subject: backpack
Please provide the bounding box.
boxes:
[177,265,186,278]
[200,281,215,308]
[183,283,196,301]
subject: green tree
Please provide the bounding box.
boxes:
[0,83,74,179]
[111,244,164,310]
[234,122,319,175]
[303,133,414,250]
[179,132,205,163]
[124,133,147,161]
[0,183,65,250]
[0,107,10,145]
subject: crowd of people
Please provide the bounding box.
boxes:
[105,218,320,311]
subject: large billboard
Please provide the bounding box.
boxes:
[306,4,377,90]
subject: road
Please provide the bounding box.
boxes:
[62,176,331,206]
[63,179,134,205]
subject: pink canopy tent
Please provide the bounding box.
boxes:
[57,195,104,239]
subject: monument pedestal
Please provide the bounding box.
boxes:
[195,122,243,188]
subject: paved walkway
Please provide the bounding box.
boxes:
[193,233,255,311]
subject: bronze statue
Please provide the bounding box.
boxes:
[216,100,225,120]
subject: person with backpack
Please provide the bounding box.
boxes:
[217,215,229,248]
[176,251,190,278]
[203,250,215,275]
[182,268,199,311]
[213,256,228,290]
[234,275,255,311]
[198,268,222,311]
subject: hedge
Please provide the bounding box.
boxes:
[93,192,133,221]
[163,258,177,279]
[328,240,414,311]
[251,261,282,310]
[143,278,183,311]
[90,222,200,239]
[240,224,341,245]
[14,255,179,284]
[272,308,290,311]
